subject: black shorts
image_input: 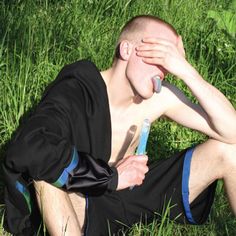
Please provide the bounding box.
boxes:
[84,147,217,236]
[84,148,217,236]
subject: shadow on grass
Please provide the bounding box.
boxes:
[214,211,236,236]
[211,185,236,236]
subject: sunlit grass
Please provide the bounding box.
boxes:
[0,0,235,235]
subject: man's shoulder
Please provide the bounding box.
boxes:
[153,80,185,103]
[148,81,178,104]
[42,60,107,100]
[141,81,186,120]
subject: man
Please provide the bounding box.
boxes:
[3,15,236,235]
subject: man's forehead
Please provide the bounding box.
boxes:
[143,21,178,44]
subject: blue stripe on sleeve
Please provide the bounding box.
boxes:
[53,147,79,187]
[15,180,32,213]
[182,147,196,224]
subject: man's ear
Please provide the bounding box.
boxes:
[119,40,133,60]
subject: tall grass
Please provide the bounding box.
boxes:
[0,0,236,235]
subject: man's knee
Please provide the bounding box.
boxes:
[34,180,68,208]
[33,181,84,234]
[206,139,236,171]
[34,180,62,195]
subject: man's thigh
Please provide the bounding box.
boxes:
[189,139,224,203]
[34,180,84,235]
[68,192,86,229]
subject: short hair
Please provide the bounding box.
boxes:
[114,15,178,60]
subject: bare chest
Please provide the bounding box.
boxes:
[109,115,140,165]
[108,103,161,165]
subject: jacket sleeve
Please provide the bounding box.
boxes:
[4,81,118,195]
[54,147,118,195]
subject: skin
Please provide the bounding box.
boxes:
[34,20,236,235]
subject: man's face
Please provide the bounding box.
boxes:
[125,22,178,99]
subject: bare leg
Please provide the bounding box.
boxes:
[34,181,85,236]
[189,139,236,214]
[68,192,86,231]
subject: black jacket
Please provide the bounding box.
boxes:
[3,60,118,235]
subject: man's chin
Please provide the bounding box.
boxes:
[139,91,155,100]
[133,88,154,101]
[133,92,153,104]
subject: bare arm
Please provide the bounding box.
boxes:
[136,37,236,143]
[162,81,236,144]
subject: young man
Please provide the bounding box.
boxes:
[3,15,236,235]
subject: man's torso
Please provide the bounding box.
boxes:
[108,87,169,165]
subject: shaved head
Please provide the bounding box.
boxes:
[119,15,177,42]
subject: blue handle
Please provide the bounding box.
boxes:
[136,119,151,155]
[130,119,151,190]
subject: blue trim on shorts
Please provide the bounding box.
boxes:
[53,147,79,187]
[182,148,196,224]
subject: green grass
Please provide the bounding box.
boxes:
[0,0,236,235]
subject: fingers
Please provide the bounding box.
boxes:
[142,37,174,46]
[116,155,149,190]
[136,37,183,57]
[137,50,167,60]
[142,57,164,66]
[128,163,148,186]
[132,160,149,174]
[136,47,166,67]
[123,155,149,173]
[125,155,149,179]
[127,154,148,161]
[127,154,148,166]
[133,36,189,79]
[136,42,172,54]
[135,39,176,65]
[135,37,186,71]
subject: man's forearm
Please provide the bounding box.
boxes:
[181,65,236,143]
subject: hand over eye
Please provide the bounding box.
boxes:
[135,37,191,79]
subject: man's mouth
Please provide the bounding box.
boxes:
[151,75,162,93]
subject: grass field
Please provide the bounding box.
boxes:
[0,0,236,235]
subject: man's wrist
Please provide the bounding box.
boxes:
[179,64,202,83]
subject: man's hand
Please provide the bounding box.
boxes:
[115,155,149,190]
[136,36,194,79]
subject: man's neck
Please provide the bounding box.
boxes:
[100,61,143,109]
